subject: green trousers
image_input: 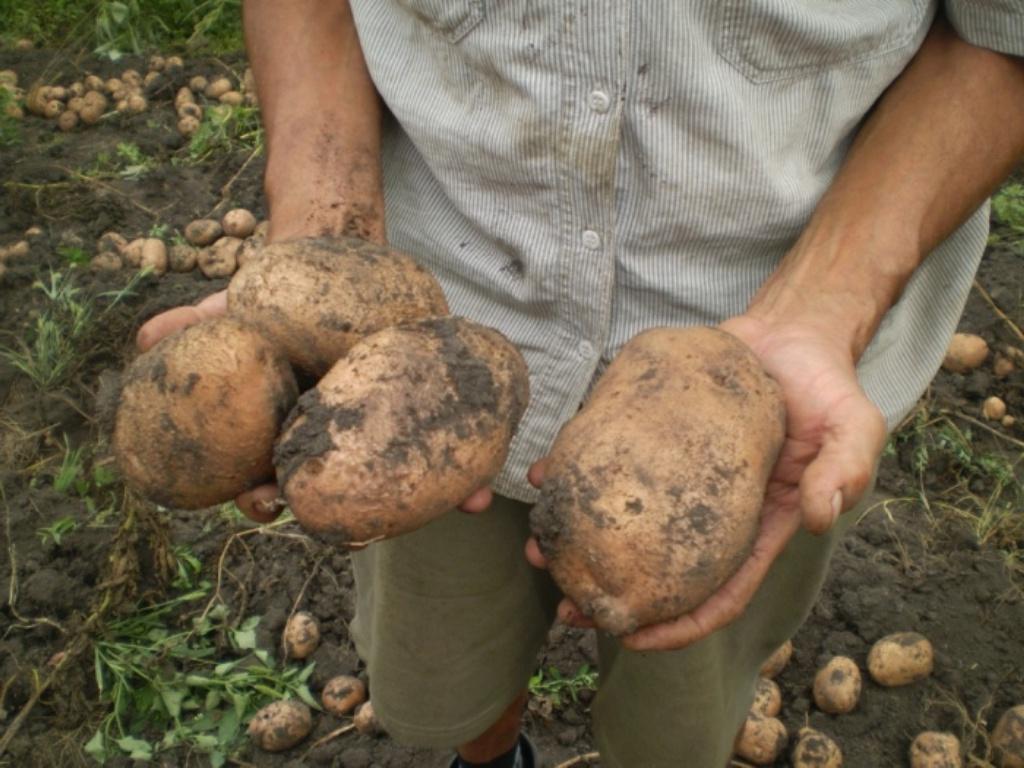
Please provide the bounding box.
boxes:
[350,495,854,767]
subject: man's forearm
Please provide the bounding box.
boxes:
[244,0,385,243]
[746,15,1024,357]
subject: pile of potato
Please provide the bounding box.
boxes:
[111,236,529,548]
[942,332,1020,430]
[90,209,265,278]
[174,68,256,138]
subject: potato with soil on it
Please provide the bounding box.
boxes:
[909,732,962,768]
[168,243,198,273]
[90,251,122,272]
[222,208,257,238]
[530,327,785,636]
[942,333,989,373]
[353,701,382,735]
[282,611,320,659]
[247,699,312,752]
[867,632,934,687]
[276,316,529,545]
[140,238,168,276]
[983,396,1007,421]
[227,237,450,377]
[184,218,222,246]
[321,675,367,717]
[792,727,843,768]
[112,318,298,509]
[813,656,861,715]
[734,714,787,765]
[199,237,242,278]
[750,677,781,718]
[993,705,1024,768]
[760,640,793,679]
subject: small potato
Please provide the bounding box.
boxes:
[174,86,195,110]
[0,240,30,261]
[122,238,146,268]
[57,110,78,132]
[125,94,147,113]
[149,55,166,72]
[82,90,108,110]
[792,727,843,768]
[26,85,51,115]
[67,96,85,113]
[79,103,104,125]
[218,89,244,106]
[165,55,184,70]
[942,333,989,373]
[221,208,257,238]
[168,243,198,272]
[84,74,104,92]
[983,396,1007,421]
[227,237,450,376]
[321,675,367,717]
[760,640,794,679]
[121,68,142,86]
[104,77,123,95]
[198,237,242,278]
[867,632,934,687]
[24,225,43,239]
[68,81,84,97]
[813,656,861,715]
[531,327,785,635]
[177,115,200,137]
[910,732,962,768]
[993,705,1024,768]
[283,611,320,660]
[247,700,312,752]
[177,102,202,120]
[115,99,129,113]
[994,353,1015,379]
[204,77,232,99]
[97,231,127,254]
[143,71,160,87]
[1003,415,1017,429]
[277,317,529,546]
[90,251,123,271]
[189,75,209,92]
[353,701,381,735]
[184,218,222,247]
[112,318,298,509]
[48,85,67,101]
[140,238,168,276]
[734,714,787,765]
[750,677,781,718]
[43,99,63,119]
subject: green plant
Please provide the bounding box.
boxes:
[182,104,263,163]
[37,515,78,546]
[528,664,598,710]
[53,437,87,494]
[0,88,21,148]
[992,183,1024,235]
[82,142,155,180]
[57,244,90,266]
[86,589,317,766]
[0,269,146,390]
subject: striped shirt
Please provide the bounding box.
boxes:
[349,1,1024,502]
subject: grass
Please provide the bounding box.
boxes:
[0,269,146,391]
[990,183,1024,253]
[86,575,318,766]
[0,87,21,147]
[81,141,157,181]
[529,664,598,711]
[0,0,243,56]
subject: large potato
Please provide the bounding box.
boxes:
[227,237,449,376]
[247,700,312,752]
[530,327,785,635]
[276,317,529,544]
[113,318,298,509]
[867,632,934,687]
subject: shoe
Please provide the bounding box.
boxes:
[447,733,538,768]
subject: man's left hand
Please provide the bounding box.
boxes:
[525,313,886,651]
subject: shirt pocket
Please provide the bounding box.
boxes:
[717,0,931,84]
[397,0,486,43]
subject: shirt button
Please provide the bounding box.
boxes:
[582,229,602,250]
[588,89,611,113]
[577,340,596,359]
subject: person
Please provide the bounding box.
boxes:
[140,2,1024,766]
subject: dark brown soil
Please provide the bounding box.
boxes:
[1,46,1022,768]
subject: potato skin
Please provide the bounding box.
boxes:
[735,714,788,765]
[321,675,367,717]
[247,700,312,752]
[909,732,962,768]
[227,237,450,376]
[276,317,528,545]
[993,706,1024,768]
[112,318,298,509]
[282,611,320,660]
[867,632,934,687]
[760,640,794,679]
[792,727,843,768]
[530,327,785,635]
[751,677,782,718]
[813,656,861,715]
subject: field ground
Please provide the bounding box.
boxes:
[1,38,1023,768]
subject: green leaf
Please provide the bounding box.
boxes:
[217,708,240,745]
[194,733,219,749]
[160,687,186,719]
[115,736,152,760]
[296,684,319,709]
[205,689,223,709]
[230,627,256,650]
[210,751,227,768]
[84,730,107,763]
[214,659,241,676]
[297,662,316,682]
[108,1,129,24]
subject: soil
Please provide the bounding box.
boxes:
[1,47,1022,768]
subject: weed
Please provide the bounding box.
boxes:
[37,515,78,546]
[529,664,598,711]
[0,269,146,390]
[181,104,263,164]
[82,142,155,180]
[991,183,1024,236]
[57,244,90,266]
[52,436,86,493]
[86,588,317,766]
[0,88,21,148]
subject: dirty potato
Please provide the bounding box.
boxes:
[867,632,934,687]
[734,714,788,765]
[247,699,312,752]
[792,727,843,768]
[760,640,794,679]
[813,656,861,715]
[227,237,450,376]
[530,327,785,635]
[112,318,298,509]
[993,705,1024,768]
[276,317,529,545]
[321,675,367,717]
[910,732,962,768]
[282,611,320,660]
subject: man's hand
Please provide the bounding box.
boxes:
[525,314,886,651]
